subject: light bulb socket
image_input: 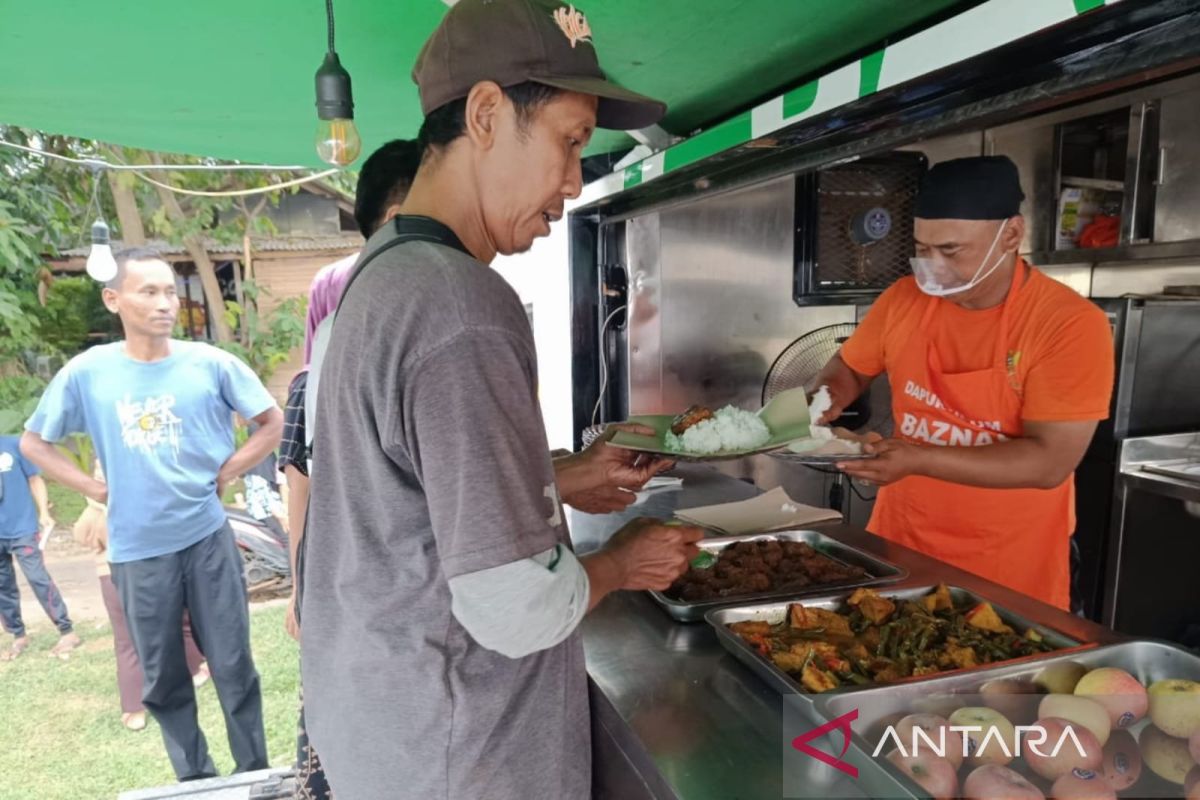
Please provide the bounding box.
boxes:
[91,219,111,246]
[315,52,354,121]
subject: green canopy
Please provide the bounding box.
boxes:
[0,1,965,165]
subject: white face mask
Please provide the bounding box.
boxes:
[910,221,1009,297]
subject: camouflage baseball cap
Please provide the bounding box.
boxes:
[413,0,667,130]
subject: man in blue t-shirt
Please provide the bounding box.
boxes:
[21,248,283,781]
[0,434,79,660]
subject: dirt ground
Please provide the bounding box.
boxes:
[9,527,107,629]
[7,526,286,634]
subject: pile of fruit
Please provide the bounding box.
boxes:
[874,661,1200,799]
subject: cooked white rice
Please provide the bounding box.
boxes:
[665,405,770,454]
[807,385,834,441]
[787,437,863,456]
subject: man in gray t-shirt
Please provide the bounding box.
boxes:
[301,2,701,798]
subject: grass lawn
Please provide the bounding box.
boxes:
[47,483,245,529]
[0,605,299,800]
[47,482,87,527]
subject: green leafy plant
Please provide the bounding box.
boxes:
[0,372,45,434]
[218,279,306,383]
[55,432,96,475]
[35,275,115,354]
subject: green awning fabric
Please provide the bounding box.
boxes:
[0,0,965,165]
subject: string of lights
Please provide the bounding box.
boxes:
[6,0,361,281]
[0,139,317,172]
[128,168,339,198]
[1,138,345,279]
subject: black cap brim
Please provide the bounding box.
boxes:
[531,74,667,130]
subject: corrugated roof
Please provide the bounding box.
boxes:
[57,234,363,259]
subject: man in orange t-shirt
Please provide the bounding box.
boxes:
[815,156,1114,610]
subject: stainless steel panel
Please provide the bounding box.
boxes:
[648,529,908,622]
[1154,85,1200,243]
[1119,432,1200,470]
[626,213,663,414]
[899,132,984,166]
[985,121,1057,254]
[624,176,855,506]
[655,176,801,414]
[1092,260,1200,296]
[817,640,1200,800]
[1122,100,1157,244]
[706,585,1085,699]
[1105,432,1200,639]
[1038,264,1092,296]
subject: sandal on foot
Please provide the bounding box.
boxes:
[49,633,81,660]
[122,712,147,731]
[192,662,211,688]
[0,637,29,662]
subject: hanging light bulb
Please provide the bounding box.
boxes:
[314,1,361,168]
[86,219,118,283]
[314,70,361,166]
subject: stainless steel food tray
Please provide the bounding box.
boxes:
[649,529,908,622]
[706,584,1088,698]
[816,640,1200,800]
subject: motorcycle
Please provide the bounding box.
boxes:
[226,508,291,594]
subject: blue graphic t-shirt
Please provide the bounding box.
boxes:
[25,341,276,562]
[0,435,41,539]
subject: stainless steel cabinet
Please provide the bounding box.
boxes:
[1153,85,1200,244]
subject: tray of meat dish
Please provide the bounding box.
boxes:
[708,584,1087,695]
[649,530,908,622]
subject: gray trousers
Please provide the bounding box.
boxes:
[111,522,267,781]
[0,534,73,638]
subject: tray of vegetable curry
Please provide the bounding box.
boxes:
[707,584,1091,696]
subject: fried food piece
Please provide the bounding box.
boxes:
[873,666,902,684]
[789,641,840,660]
[772,650,810,673]
[781,541,818,559]
[730,620,774,637]
[964,602,1014,635]
[801,664,839,693]
[670,405,714,435]
[941,643,979,669]
[844,643,871,664]
[848,588,897,624]
[788,605,854,638]
[733,557,768,574]
[745,572,771,592]
[922,583,954,613]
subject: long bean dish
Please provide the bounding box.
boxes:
[728,584,1058,693]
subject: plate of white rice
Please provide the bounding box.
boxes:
[608,387,814,461]
[768,386,878,464]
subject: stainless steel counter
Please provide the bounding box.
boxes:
[572,465,1126,800]
[1119,430,1200,504]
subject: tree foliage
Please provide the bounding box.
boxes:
[218,280,307,383]
[0,126,343,411]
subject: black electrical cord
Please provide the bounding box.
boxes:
[325,0,336,53]
[849,479,876,503]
